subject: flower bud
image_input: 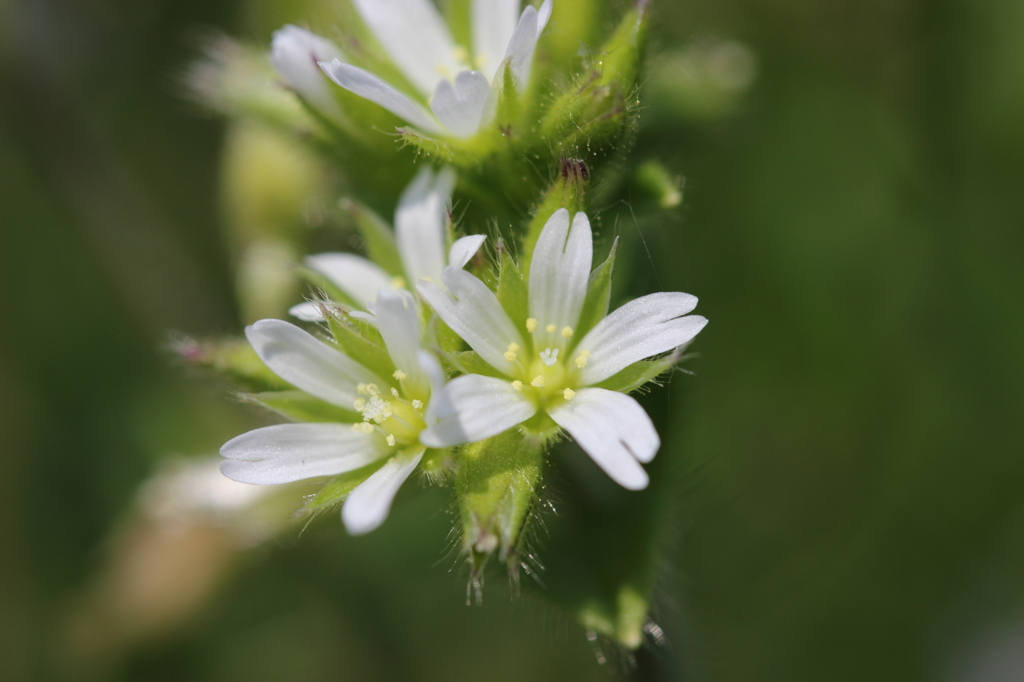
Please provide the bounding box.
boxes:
[539,1,649,161]
[522,158,590,271]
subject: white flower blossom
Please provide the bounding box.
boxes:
[417,209,708,490]
[270,25,346,121]
[221,290,446,535]
[289,166,484,321]
[316,0,553,139]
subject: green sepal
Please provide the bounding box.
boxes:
[447,350,505,379]
[340,199,404,277]
[496,247,529,333]
[295,267,357,309]
[494,63,523,133]
[578,584,651,650]
[177,336,289,393]
[592,351,680,394]
[301,458,389,514]
[326,311,395,382]
[455,428,547,581]
[242,390,360,424]
[522,158,590,274]
[574,237,618,342]
[420,447,454,484]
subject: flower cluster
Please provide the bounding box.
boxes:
[195,0,704,649]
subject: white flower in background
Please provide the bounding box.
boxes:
[417,209,708,490]
[270,25,346,121]
[221,290,445,535]
[290,166,484,321]
[317,0,553,138]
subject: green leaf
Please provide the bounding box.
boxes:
[340,199,404,277]
[496,247,529,333]
[573,238,618,342]
[326,312,395,382]
[455,429,547,586]
[302,459,388,514]
[242,390,360,424]
[592,352,679,394]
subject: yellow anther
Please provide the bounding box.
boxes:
[531,375,546,388]
[353,398,366,411]
[357,383,369,395]
[563,388,576,400]
[507,343,520,352]
[366,383,380,396]
[391,387,400,398]
[504,350,518,362]
[545,324,556,333]
[561,326,574,338]
[526,318,538,332]
[412,399,424,410]
[393,369,407,381]
[351,422,375,434]
[386,434,396,447]
[390,277,406,289]
[453,45,470,64]
[511,380,523,391]
[575,351,590,369]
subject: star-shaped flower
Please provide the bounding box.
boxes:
[317,0,553,139]
[417,209,708,489]
[221,290,445,534]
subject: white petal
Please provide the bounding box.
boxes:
[448,234,486,270]
[306,252,394,309]
[576,292,708,385]
[418,349,447,396]
[417,267,523,373]
[351,0,457,97]
[270,26,345,118]
[430,70,495,138]
[547,388,657,490]
[528,209,592,350]
[318,60,444,134]
[367,289,430,401]
[500,0,551,92]
[220,423,384,484]
[246,319,381,407]
[289,301,325,322]
[473,0,520,82]
[342,448,424,535]
[421,374,536,447]
[395,166,455,285]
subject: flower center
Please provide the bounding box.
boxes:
[350,381,426,447]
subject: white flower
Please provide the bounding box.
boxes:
[289,166,484,321]
[270,25,346,121]
[417,209,708,490]
[316,0,553,139]
[221,289,446,535]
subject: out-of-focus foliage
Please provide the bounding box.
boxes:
[2,1,1024,681]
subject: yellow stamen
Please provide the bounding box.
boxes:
[390,276,406,289]
[366,383,379,396]
[351,422,375,434]
[526,318,538,332]
[391,387,400,398]
[386,434,396,447]
[561,326,574,338]
[508,343,520,352]
[531,375,545,388]
[504,349,518,362]
[575,350,591,369]
[357,383,369,395]
[353,398,366,411]
[412,399,424,410]
[393,369,407,381]
[511,380,523,391]
[563,388,576,400]
[545,324,556,333]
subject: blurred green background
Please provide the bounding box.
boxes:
[2,0,1024,680]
